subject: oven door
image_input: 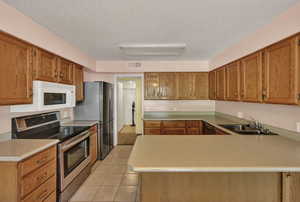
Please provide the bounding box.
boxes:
[58,131,91,191]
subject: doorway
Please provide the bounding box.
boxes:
[116,76,142,145]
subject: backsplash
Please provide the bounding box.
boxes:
[0,106,73,134]
[144,100,215,112]
[215,101,300,133]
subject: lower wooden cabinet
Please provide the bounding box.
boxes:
[144,120,203,135]
[0,146,57,202]
[90,125,98,165]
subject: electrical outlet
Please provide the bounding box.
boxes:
[296,122,300,133]
[237,112,244,118]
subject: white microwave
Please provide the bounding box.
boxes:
[11,81,75,112]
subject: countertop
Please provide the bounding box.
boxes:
[128,135,300,172]
[0,139,59,162]
[60,120,98,127]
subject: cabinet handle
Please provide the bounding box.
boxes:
[36,156,48,165]
[37,171,48,182]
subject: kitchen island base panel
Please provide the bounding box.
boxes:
[139,172,288,202]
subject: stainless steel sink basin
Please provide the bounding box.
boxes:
[219,124,278,136]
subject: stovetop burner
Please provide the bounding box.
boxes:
[11,112,90,142]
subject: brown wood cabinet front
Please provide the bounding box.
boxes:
[209,71,216,100]
[158,73,177,99]
[216,67,226,100]
[57,57,74,84]
[0,146,56,202]
[33,48,58,82]
[240,52,263,102]
[226,61,240,101]
[74,64,84,101]
[263,36,299,105]
[177,72,209,99]
[144,73,160,99]
[0,32,33,105]
[90,131,98,165]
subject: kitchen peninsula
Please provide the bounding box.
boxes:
[129,125,300,202]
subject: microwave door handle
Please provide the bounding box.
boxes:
[61,132,90,151]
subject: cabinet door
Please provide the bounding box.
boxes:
[159,73,177,99]
[144,73,160,99]
[216,67,226,100]
[240,52,263,102]
[57,58,74,84]
[226,61,240,101]
[0,32,33,105]
[33,48,58,82]
[74,64,84,101]
[264,36,299,104]
[282,173,300,202]
[90,133,97,165]
[209,71,216,100]
[176,73,208,100]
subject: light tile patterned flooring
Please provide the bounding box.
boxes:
[70,146,138,202]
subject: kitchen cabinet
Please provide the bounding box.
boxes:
[240,52,263,102]
[226,61,240,101]
[282,172,300,202]
[89,125,98,166]
[33,48,58,83]
[0,146,56,202]
[144,73,160,99]
[74,64,84,101]
[144,120,203,135]
[263,36,299,105]
[209,70,216,100]
[177,72,209,99]
[0,32,33,105]
[158,73,177,99]
[216,67,226,100]
[57,57,74,85]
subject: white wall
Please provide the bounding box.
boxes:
[144,100,215,112]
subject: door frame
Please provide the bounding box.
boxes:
[113,74,144,146]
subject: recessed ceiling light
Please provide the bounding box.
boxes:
[119,43,186,56]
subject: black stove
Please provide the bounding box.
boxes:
[11,112,90,141]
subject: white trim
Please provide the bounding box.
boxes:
[113,74,144,146]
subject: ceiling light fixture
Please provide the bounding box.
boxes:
[119,43,186,56]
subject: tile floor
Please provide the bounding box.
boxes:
[70,146,139,202]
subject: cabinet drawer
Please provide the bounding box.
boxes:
[20,146,56,177]
[186,120,201,128]
[144,121,161,128]
[21,160,56,197]
[162,128,186,135]
[22,176,56,202]
[162,121,186,128]
[144,128,161,135]
[186,128,200,135]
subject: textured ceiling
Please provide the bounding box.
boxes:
[3,0,299,60]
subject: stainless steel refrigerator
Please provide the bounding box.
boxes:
[74,81,114,160]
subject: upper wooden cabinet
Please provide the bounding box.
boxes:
[144,72,160,99]
[33,48,58,82]
[209,71,216,100]
[177,72,208,99]
[74,64,84,102]
[0,32,33,105]
[240,52,263,102]
[263,36,299,105]
[216,67,226,100]
[144,72,208,100]
[57,57,74,85]
[225,61,240,101]
[159,73,177,99]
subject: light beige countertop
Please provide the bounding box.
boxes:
[128,135,300,172]
[0,139,59,162]
[61,120,98,127]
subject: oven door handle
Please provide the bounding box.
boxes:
[61,131,90,151]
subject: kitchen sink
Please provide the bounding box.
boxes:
[218,124,278,136]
